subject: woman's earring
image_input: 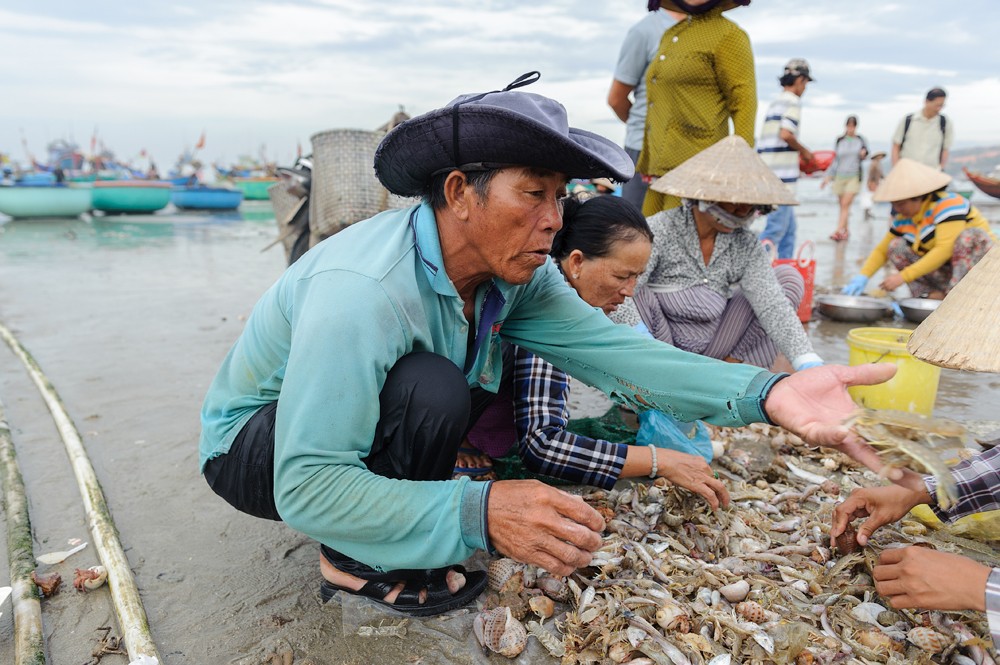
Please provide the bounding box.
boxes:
[572,273,580,279]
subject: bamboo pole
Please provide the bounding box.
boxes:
[0,323,161,663]
[0,400,46,665]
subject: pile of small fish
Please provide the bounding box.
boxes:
[474,421,999,664]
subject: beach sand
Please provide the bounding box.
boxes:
[0,184,997,664]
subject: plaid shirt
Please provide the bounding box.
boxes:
[512,346,628,490]
[924,446,1000,648]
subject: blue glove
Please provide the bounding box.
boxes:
[842,275,868,296]
[890,301,904,318]
[797,360,824,370]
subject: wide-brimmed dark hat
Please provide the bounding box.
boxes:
[374,72,634,197]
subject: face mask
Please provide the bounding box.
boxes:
[695,200,759,229]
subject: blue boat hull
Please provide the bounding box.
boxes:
[171,186,243,210]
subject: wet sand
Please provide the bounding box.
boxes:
[0,184,997,664]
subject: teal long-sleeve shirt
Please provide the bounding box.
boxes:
[199,202,779,571]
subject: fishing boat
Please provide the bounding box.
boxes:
[963,168,1000,200]
[232,176,279,201]
[92,180,172,214]
[0,185,93,219]
[171,185,243,211]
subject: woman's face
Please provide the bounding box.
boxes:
[893,195,925,217]
[566,236,652,314]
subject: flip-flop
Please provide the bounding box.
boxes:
[319,545,486,617]
[452,446,496,481]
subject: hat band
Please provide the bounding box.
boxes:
[450,71,541,167]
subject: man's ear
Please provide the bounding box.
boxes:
[443,171,471,221]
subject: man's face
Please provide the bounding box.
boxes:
[793,76,809,96]
[924,96,946,117]
[466,167,568,285]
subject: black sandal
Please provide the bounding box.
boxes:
[319,546,487,617]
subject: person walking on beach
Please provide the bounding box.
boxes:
[199,72,895,618]
[860,151,886,220]
[607,3,681,209]
[822,115,868,241]
[636,0,756,215]
[758,58,814,259]
[891,87,952,170]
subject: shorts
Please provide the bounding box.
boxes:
[831,177,861,196]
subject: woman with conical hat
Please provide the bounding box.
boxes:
[842,158,995,299]
[612,135,824,372]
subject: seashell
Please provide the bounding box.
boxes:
[528,594,554,619]
[31,570,62,597]
[821,457,838,470]
[608,640,634,663]
[719,580,750,603]
[711,440,726,459]
[735,600,770,624]
[474,607,527,658]
[655,600,688,631]
[534,575,571,602]
[820,479,840,496]
[850,601,886,625]
[794,650,815,665]
[856,628,904,653]
[877,610,902,626]
[834,523,860,555]
[755,479,769,490]
[908,626,949,653]
[788,579,809,594]
[73,565,108,592]
[487,558,523,592]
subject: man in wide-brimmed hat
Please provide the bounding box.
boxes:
[613,135,824,373]
[843,157,995,299]
[198,73,894,617]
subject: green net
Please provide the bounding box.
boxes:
[492,407,637,484]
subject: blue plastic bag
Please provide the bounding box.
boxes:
[635,410,713,462]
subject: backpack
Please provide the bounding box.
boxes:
[900,113,947,163]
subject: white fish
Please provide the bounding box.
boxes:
[785,460,828,485]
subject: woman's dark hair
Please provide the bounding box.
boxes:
[846,115,858,126]
[551,195,653,262]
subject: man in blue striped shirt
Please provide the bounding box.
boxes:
[758,59,814,258]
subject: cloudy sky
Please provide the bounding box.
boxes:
[4,0,999,171]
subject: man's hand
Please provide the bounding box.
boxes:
[874,547,990,612]
[761,363,932,488]
[659,449,729,510]
[831,485,930,547]
[487,480,604,578]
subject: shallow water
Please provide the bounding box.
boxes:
[0,185,996,663]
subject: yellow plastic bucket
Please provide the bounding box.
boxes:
[846,327,941,415]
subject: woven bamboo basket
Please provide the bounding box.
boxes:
[308,129,386,239]
[268,182,306,260]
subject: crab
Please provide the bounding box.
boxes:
[846,408,969,509]
[85,626,127,665]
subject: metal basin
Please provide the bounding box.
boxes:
[898,297,941,323]
[816,295,892,322]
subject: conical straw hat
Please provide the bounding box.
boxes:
[907,246,1000,372]
[873,158,951,202]
[649,136,798,205]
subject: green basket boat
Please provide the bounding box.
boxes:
[92,181,172,214]
[232,177,279,201]
[0,185,93,219]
